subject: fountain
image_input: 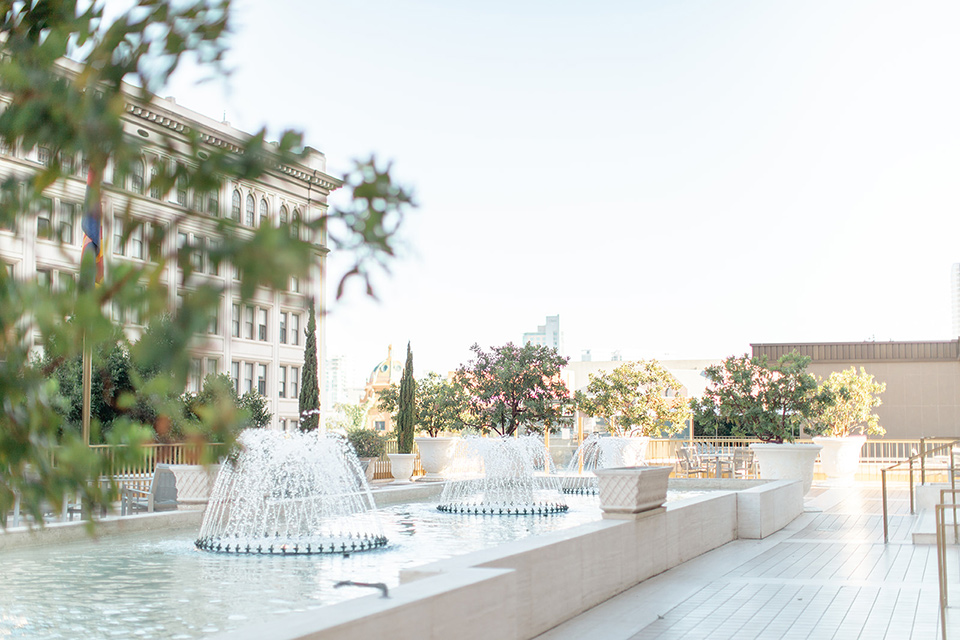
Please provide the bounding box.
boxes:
[437,435,568,515]
[560,433,650,494]
[195,429,387,555]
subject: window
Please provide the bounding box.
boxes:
[244,305,254,340]
[375,421,385,432]
[278,366,286,398]
[279,312,288,344]
[259,198,268,226]
[290,275,300,293]
[176,170,187,206]
[207,187,219,217]
[193,190,204,212]
[113,217,125,256]
[244,363,254,393]
[257,364,267,395]
[291,313,301,346]
[231,303,240,337]
[59,202,76,244]
[36,268,51,290]
[189,359,202,393]
[37,146,50,166]
[131,159,144,194]
[146,222,163,262]
[111,159,124,186]
[149,163,161,199]
[57,271,74,292]
[257,307,268,341]
[61,153,74,175]
[231,189,241,222]
[191,236,204,271]
[290,367,299,398]
[206,357,219,377]
[279,419,286,432]
[291,209,301,239]
[207,303,219,335]
[177,231,188,265]
[130,223,144,260]
[289,420,298,431]
[279,205,287,227]
[207,239,220,275]
[245,194,255,226]
[231,361,240,394]
[37,197,53,239]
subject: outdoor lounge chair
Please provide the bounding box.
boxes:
[676,447,708,478]
[121,464,178,515]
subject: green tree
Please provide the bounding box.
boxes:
[298,301,320,431]
[396,342,416,454]
[807,367,886,438]
[331,401,373,432]
[378,372,468,437]
[0,1,413,526]
[575,360,691,438]
[454,342,572,437]
[693,352,826,443]
[180,374,270,443]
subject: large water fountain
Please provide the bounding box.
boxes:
[437,435,568,515]
[561,433,650,494]
[195,429,387,555]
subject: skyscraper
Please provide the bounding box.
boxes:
[523,314,561,352]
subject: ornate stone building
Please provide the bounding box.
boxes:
[0,73,341,430]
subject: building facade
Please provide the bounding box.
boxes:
[0,87,340,430]
[523,314,561,352]
[752,340,960,440]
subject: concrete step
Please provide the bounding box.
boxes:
[912,506,960,544]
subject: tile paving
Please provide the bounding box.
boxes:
[537,483,959,640]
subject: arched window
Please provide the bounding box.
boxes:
[231,190,241,222]
[291,209,301,240]
[149,163,161,199]
[131,159,145,194]
[245,194,255,226]
[259,199,268,226]
[279,205,288,227]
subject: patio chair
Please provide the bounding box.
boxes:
[120,464,178,515]
[676,447,708,478]
[731,448,757,478]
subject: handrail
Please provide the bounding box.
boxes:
[935,488,960,640]
[882,438,959,543]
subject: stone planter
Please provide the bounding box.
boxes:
[593,465,672,516]
[749,443,823,495]
[358,458,377,482]
[414,437,458,482]
[387,453,417,482]
[812,435,866,480]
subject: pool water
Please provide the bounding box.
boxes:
[0,492,699,639]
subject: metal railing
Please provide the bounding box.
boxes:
[881,437,959,543]
[936,487,960,640]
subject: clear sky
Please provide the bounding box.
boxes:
[165,0,960,383]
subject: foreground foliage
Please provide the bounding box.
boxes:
[0,0,411,526]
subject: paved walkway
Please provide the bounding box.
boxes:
[537,482,958,640]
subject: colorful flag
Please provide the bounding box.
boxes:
[80,167,103,286]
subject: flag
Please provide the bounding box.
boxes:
[80,167,103,286]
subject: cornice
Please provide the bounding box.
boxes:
[124,103,344,192]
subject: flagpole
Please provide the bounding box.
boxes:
[82,336,92,447]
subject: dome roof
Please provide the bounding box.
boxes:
[368,345,403,387]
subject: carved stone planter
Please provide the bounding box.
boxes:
[812,435,866,480]
[749,443,822,494]
[594,466,672,517]
[387,453,417,482]
[414,437,458,482]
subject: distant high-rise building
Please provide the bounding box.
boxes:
[581,349,592,362]
[523,315,561,352]
[953,263,960,336]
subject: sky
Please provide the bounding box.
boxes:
[163,0,960,385]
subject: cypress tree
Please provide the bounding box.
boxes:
[396,341,416,453]
[299,301,320,431]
